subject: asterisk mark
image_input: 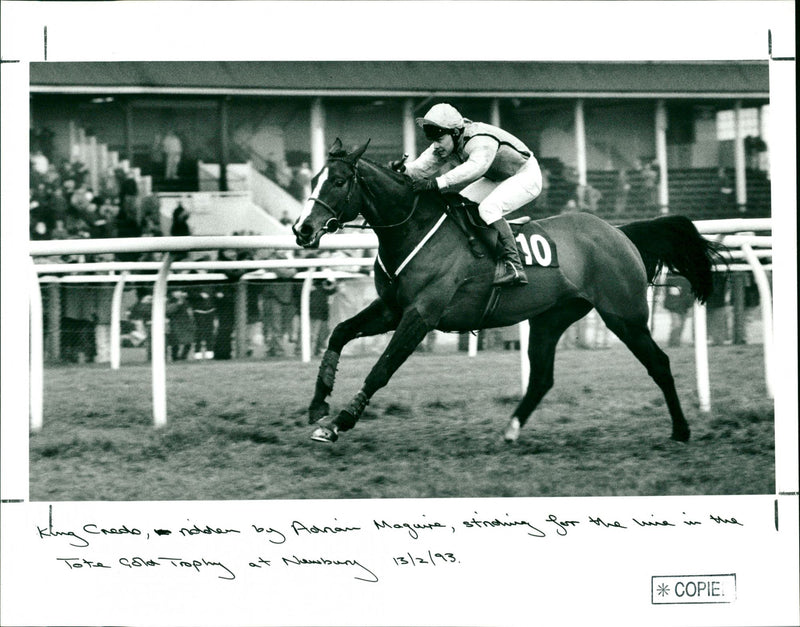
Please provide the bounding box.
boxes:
[657,583,670,597]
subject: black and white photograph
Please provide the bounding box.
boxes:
[1,2,797,626]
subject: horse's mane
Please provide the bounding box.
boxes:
[360,157,413,188]
[328,147,412,188]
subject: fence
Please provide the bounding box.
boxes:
[28,219,773,431]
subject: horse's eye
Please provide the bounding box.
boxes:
[333,178,347,188]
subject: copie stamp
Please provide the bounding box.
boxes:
[652,574,736,604]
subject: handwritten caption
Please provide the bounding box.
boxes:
[36,506,744,584]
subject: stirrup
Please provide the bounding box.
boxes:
[493,261,528,286]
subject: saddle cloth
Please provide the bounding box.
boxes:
[442,194,559,268]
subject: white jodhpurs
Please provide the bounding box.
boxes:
[459,156,543,224]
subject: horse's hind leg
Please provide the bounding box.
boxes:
[597,312,691,442]
[308,299,400,425]
[505,299,592,442]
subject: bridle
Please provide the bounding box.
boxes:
[306,158,422,233]
[304,157,360,234]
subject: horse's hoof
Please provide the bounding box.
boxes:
[671,428,691,443]
[503,417,521,443]
[311,423,339,443]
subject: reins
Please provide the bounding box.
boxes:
[340,195,422,231]
[309,158,422,231]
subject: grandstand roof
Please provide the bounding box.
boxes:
[29,61,769,100]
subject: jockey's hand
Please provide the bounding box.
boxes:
[411,177,438,193]
[387,157,407,172]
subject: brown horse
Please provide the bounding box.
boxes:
[293,139,722,444]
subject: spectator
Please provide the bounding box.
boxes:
[578,184,602,213]
[613,168,630,214]
[310,276,337,356]
[537,166,550,210]
[275,158,294,189]
[561,198,579,213]
[118,170,139,217]
[70,183,93,214]
[100,166,120,201]
[192,290,216,359]
[279,210,293,226]
[30,196,50,240]
[295,162,313,200]
[641,160,658,209]
[139,195,162,236]
[663,274,693,347]
[49,187,69,226]
[30,149,50,176]
[162,130,183,180]
[706,272,729,346]
[744,135,768,171]
[262,278,299,357]
[717,167,734,212]
[166,291,194,361]
[213,285,236,360]
[95,198,119,238]
[150,133,164,174]
[114,205,142,261]
[83,201,108,239]
[170,203,191,236]
[170,203,191,261]
[129,292,153,359]
[51,219,70,240]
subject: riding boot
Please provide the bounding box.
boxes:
[489,219,529,286]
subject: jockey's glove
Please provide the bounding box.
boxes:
[388,158,407,173]
[411,177,438,193]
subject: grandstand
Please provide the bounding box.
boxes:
[30,61,771,225]
[28,61,772,365]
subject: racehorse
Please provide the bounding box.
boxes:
[292,139,723,444]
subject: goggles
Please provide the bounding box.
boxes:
[422,124,450,141]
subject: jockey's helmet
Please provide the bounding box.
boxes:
[416,103,464,141]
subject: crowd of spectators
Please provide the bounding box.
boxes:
[30,141,163,263]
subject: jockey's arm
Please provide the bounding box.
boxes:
[435,137,498,192]
[403,144,447,179]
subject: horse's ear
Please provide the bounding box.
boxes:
[328,138,343,156]
[347,139,371,164]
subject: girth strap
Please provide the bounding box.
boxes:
[477,286,503,329]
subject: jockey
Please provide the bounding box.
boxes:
[392,103,542,286]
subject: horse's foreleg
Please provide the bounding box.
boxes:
[505,299,592,442]
[308,299,399,424]
[312,307,430,442]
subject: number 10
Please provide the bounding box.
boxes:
[516,233,553,267]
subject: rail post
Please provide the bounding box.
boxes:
[519,320,530,395]
[235,280,248,358]
[468,331,478,357]
[29,259,44,432]
[46,282,61,362]
[693,301,711,412]
[151,254,172,428]
[110,272,128,370]
[300,269,316,363]
[740,243,774,398]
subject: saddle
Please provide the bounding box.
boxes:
[440,193,530,260]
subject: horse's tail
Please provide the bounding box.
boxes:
[619,215,726,304]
